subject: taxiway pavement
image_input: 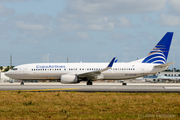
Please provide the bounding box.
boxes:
[1,82,180,92]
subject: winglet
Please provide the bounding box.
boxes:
[107,57,116,68]
[101,57,116,72]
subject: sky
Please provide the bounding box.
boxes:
[0,0,180,69]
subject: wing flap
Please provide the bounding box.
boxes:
[78,70,101,78]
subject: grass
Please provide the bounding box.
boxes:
[0,92,180,119]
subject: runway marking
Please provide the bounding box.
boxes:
[164,87,180,89]
[12,88,80,91]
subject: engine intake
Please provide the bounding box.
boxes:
[61,74,79,84]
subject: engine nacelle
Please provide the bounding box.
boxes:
[61,74,79,84]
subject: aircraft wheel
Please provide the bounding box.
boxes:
[87,81,93,85]
[20,81,24,85]
[122,83,127,85]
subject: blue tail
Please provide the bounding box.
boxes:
[142,32,173,64]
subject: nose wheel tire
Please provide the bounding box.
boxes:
[87,81,93,85]
[20,81,24,85]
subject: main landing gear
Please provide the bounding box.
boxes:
[87,81,93,85]
[20,81,24,85]
[122,83,127,85]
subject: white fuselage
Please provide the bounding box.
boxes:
[5,32,173,84]
[5,62,167,81]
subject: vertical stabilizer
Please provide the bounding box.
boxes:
[142,32,173,64]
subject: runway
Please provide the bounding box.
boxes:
[1,82,180,92]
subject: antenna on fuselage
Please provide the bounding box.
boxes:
[10,54,12,69]
[67,57,69,63]
[47,53,49,63]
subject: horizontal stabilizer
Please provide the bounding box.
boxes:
[154,62,174,68]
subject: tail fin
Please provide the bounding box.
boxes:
[142,32,173,64]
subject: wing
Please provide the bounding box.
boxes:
[77,57,116,80]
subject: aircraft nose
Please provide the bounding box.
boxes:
[5,71,11,77]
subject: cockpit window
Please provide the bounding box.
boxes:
[12,68,18,70]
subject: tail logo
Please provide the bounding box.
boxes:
[142,32,173,64]
[142,45,167,64]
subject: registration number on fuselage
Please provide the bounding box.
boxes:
[125,74,137,76]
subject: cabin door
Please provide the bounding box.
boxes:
[23,66,28,74]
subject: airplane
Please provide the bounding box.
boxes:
[157,74,180,82]
[5,32,174,85]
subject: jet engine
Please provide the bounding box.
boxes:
[61,74,79,84]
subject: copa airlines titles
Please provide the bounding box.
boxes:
[36,65,65,69]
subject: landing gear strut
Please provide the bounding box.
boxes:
[87,81,93,85]
[20,81,24,85]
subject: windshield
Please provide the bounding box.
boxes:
[12,68,18,70]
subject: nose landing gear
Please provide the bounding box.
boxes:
[20,81,24,85]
